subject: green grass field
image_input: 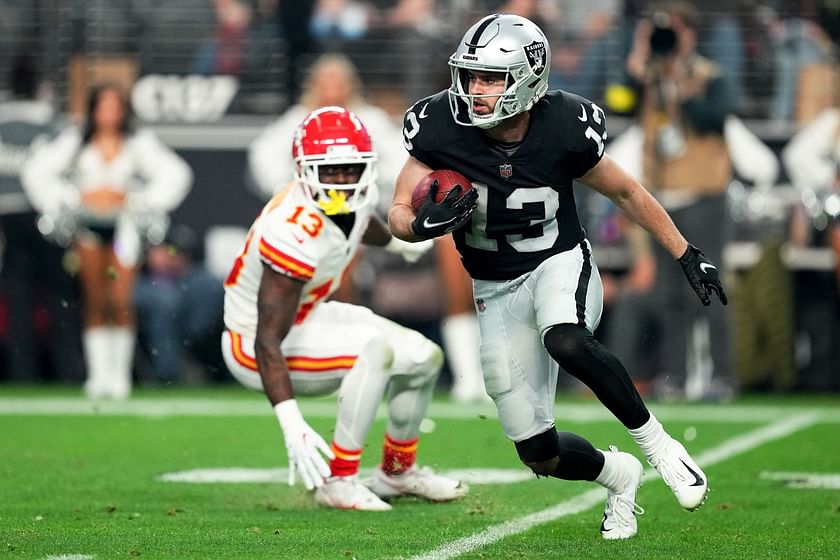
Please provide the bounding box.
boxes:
[1,387,839,559]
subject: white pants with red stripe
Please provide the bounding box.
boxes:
[222,301,443,446]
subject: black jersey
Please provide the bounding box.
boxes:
[403,89,607,280]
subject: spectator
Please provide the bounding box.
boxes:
[310,0,372,50]
[0,54,84,384]
[277,0,317,102]
[134,224,225,384]
[623,1,736,400]
[22,84,193,399]
[549,0,621,102]
[249,53,404,210]
[191,0,253,76]
[766,2,835,121]
[384,0,449,103]
[134,0,218,75]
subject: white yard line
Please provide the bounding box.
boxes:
[1,398,839,423]
[409,413,821,560]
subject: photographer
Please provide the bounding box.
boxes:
[621,1,736,401]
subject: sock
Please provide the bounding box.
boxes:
[628,414,670,461]
[329,441,362,477]
[595,449,628,493]
[381,433,417,476]
[82,327,111,398]
[110,327,135,399]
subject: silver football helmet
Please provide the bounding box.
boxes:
[448,13,551,129]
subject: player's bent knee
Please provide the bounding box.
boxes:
[514,427,561,475]
[423,343,445,375]
[543,323,591,366]
[392,333,443,381]
[361,334,395,372]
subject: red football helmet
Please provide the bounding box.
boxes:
[292,106,378,214]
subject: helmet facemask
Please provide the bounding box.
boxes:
[294,148,377,216]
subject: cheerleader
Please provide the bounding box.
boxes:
[22,84,192,399]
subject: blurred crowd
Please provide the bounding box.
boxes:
[0,0,838,399]
[0,1,836,118]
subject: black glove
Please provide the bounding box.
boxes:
[678,244,728,306]
[410,180,479,238]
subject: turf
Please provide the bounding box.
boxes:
[1,388,839,559]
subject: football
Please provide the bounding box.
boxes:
[411,169,475,212]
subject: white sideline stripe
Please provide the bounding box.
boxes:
[760,471,840,489]
[409,413,820,560]
[1,398,840,423]
[43,555,95,560]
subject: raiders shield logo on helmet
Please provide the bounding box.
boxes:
[523,40,546,74]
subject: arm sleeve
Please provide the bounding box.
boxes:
[782,108,839,191]
[20,127,82,215]
[129,129,193,212]
[248,109,303,199]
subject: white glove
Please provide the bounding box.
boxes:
[274,399,334,490]
[384,236,434,264]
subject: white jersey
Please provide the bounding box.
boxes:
[223,181,373,338]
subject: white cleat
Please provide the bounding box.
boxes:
[314,476,392,511]
[649,438,708,511]
[600,446,645,540]
[367,465,469,502]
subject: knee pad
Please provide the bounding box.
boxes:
[515,427,560,476]
[392,334,443,384]
[360,334,395,372]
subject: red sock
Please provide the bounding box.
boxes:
[329,442,361,477]
[381,434,418,476]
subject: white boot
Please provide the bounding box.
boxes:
[83,327,112,399]
[441,312,486,402]
[108,327,135,400]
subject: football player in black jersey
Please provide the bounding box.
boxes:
[388,13,727,539]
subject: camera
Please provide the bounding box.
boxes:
[649,13,677,57]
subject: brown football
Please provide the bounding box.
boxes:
[411,170,475,212]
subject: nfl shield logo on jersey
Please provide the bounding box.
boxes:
[523,41,546,73]
[499,163,513,179]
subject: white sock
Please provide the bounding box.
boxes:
[441,312,483,400]
[628,414,670,461]
[595,449,628,493]
[109,327,135,399]
[82,327,112,398]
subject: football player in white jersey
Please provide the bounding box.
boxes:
[222,107,468,511]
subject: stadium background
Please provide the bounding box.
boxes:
[0,0,838,392]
